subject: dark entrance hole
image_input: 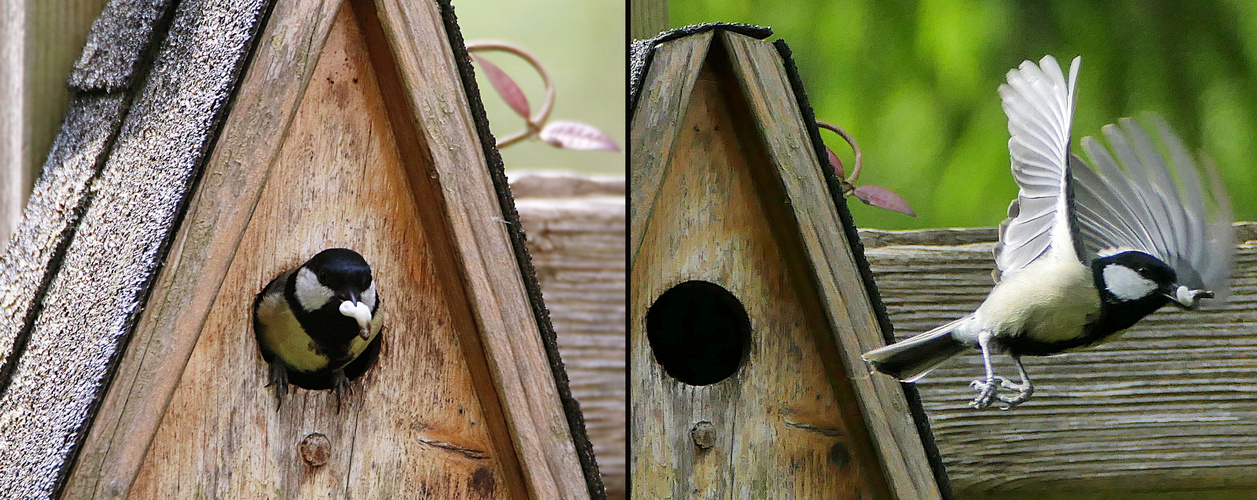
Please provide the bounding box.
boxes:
[646,280,750,386]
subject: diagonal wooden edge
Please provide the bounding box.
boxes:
[358,0,591,497]
[434,3,607,496]
[716,30,947,500]
[61,0,341,497]
[628,30,713,269]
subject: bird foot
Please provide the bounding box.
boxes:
[332,370,352,414]
[998,379,1034,410]
[267,362,289,412]
[969,377,1004,409]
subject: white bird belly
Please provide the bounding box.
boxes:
[976,254,1100,344]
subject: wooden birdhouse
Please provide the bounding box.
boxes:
[0,0,602,497]
[629,25,951,499]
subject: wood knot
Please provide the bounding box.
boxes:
[828,442,851,468]
[299,432,331,467]
[691,420,716,449]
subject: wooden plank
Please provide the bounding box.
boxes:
[514,174,626,500]
[629,0,668,40]
[631,40,893,498]
[718,31,943,500]
[61,0,342,497]
[0,0,270,496]
[862,223,1257,494]
[130,6,528,497]
[628,30,712,268]
[358,0,590,497]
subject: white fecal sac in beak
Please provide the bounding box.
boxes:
[339,300,373,338]
[1171,285,1213,310]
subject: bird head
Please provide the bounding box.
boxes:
[1096,250,1211,310]
[294,248,377,339]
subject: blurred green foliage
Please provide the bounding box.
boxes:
[454,0,625,174]
[672,0,1257,229]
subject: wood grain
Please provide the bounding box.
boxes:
[0,0,269,495]
[631,33,908,499]
[629,0,668,40]
[628,30,712,268]
[862,223,1257,494]
[63,0,342,497]
[0,0,108,248]
[514,174,625,499]
[362,0,589,497]
[718,31,943,499]
[130,6,526,497]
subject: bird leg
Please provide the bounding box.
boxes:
[969,330,1003,409]
[998,355,1034,409]
[332,369,352,414]
[266,361,289,411]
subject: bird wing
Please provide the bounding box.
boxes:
[994,55,1082,280]
[1070,115,1233,293]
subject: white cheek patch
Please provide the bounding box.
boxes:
[295,267,334,312]
[362,281,377,309]
[1103,264,1157,301]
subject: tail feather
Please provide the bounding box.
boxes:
[862,318,970,382]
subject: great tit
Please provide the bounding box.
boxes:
[861,56,1233,410]
[253,248,383,410]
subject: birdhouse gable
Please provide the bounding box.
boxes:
[630,26,951,499]
[0,0,601,498]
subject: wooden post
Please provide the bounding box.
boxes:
[630,0,668,40]
[0,0,105,248]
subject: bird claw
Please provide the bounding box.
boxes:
[998,379,1034,410]
[267,362,289,411]
[969,377,1003,409]
[332,370,351,414]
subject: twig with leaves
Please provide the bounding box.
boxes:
[468,41,620,152]
[818,120,915,217]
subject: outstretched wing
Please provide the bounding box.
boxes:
[1071,115,1233,294]
[993,55,1082,281]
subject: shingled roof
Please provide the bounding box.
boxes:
[0,0,602,497]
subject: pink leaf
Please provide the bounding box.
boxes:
[538,121,621,151]
[474,55,530,118]
[852,185,916,217]
[825,145,845,178]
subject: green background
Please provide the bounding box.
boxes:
[673,0,1257,230]
[454,0,625,175]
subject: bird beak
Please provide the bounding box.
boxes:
[1165,285,1213,310]
[338,300,374,339]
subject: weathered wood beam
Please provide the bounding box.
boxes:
[514,173,626,499]
[355,0,592,497]
[630,0,668,40]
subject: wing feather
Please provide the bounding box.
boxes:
[994,55,1080,279]
[1071,115,1233,294]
